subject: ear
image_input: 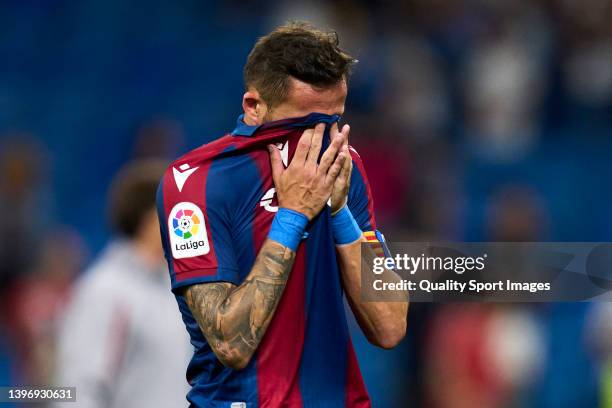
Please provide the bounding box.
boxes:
[242,89,268,126]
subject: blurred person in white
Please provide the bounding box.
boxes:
[54,160,190,408]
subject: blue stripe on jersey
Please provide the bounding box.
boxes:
[299,210,349,406]
[219,151,262,406]
[206,147,263,284]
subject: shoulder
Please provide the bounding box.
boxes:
[159,134,236,198]
[169,134,234,171]
[158,133,262,225]
[173,134,236,167]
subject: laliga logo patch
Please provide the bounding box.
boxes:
[168,202,210,259]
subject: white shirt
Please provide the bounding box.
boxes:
[55,240,191,408]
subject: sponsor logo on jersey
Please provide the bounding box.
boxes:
[260,187,278,213]
[173,163,199,192]
[168,202,209,258]
[259,140,288,213]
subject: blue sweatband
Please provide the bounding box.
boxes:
[331,205,363,245]
[268,208,309,251]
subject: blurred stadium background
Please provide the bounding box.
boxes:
[1,0,612,406]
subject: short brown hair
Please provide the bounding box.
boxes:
[244,21,357,107]
[108,159,167,238]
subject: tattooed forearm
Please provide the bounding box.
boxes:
[185,239,296,370]
[337,237,408,349]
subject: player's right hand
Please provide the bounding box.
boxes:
[268,123,347,221]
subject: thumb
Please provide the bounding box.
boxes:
[268,144,284,186]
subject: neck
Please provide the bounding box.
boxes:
[243,114,262,126]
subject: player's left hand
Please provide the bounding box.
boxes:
[330,123,352,215]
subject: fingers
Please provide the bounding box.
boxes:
[339,124,351,174]
[329,122,339,139]
[337,124,352,178]
[292,128,314,166]
[330,122,350,155]
[325,150,347,187]
[278,121,349,186]
[268,144,284,186]
[340,124,350,147]
[318,126,346,174]
[339,144,352,179]
[331,123,350,146]
[305,123,326,166]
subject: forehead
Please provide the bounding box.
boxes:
[283,77,347,115]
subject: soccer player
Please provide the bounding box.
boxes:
[157,22,408,407]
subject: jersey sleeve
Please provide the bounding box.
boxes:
[347,146,377,232]
[157,161,240,293]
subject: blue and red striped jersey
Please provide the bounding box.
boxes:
[157,113,378,408]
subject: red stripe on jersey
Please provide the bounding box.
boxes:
[257,248,306,408]
[162,136,235,281]
[173,268,219,281]
[350,147,377,231]
[248,145,305,407]
[345,339,371,408]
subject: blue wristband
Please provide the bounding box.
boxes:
[268,208,309,251]
[331,205,363,245]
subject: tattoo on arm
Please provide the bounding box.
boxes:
[185,239,296,369]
